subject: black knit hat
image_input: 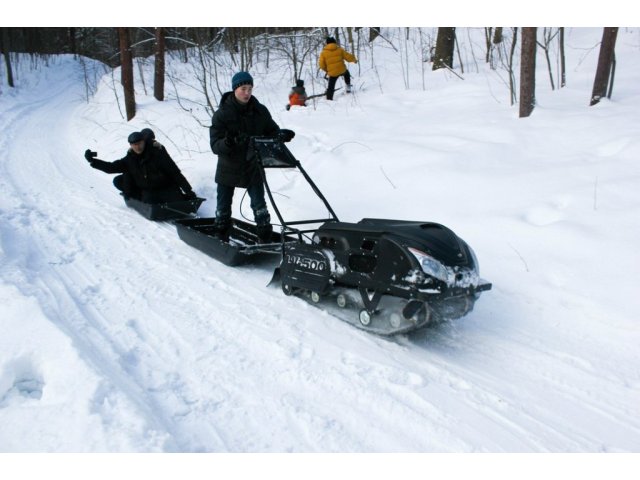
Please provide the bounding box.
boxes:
[326,37,336,44]
[296,79,304,88]
[141,128,155,141]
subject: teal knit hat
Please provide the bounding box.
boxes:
[232,71,253,91]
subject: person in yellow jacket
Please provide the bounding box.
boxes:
[318,36,357,100]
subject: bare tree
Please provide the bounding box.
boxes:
[268,30,320,84]
[346,27,354,53]
[508,27,519,105]
[1,28,15,87]
[559,27,566,87]
[484,27,493,64]
[493,27,503,45]
[165,32,227,127]
[483,27,504,70]
[432,27,456,70]
[154,27,165,101]
[68,28,76,56]
[223,27,263,70]
[118,27,136,120]
[590,27,618,106]
[537,27,559,90]
[369,28,381,42]
[519,27,537,118]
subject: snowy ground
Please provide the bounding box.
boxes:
[1,26,639,475]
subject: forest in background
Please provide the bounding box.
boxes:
[1,27,620,120]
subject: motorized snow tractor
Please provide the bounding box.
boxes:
[176,137,491,335]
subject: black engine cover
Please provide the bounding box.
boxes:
[280,244,333,294]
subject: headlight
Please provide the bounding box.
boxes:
[468,245,480,274]
[408,247,450,283]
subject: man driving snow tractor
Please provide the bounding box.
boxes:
[208,70,295,243]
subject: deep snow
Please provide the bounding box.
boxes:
[1,26,639,474]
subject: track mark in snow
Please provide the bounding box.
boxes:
[522,194,574,227]
[276,338,315,361]
[0,356,45,405]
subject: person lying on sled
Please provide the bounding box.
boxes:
[84,130,197,204]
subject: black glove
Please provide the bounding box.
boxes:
[224,132,236,148]
[85,149,97,163]
[184,190,197,200]
[224,132,249,149]
[234,132,249,146]
[278,129,295,143]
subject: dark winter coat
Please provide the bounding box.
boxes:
[319,43,357,77]
[209,92,280,188]
[89,141,193,193]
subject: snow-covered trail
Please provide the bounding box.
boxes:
[1,56,639,452]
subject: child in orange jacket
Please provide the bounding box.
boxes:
[286,79,308,110]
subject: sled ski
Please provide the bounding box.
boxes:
[123,195,205,221]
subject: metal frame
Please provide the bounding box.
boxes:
[252,137,339,242]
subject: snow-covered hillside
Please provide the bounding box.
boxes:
[1,27,639,472]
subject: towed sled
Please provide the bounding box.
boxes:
[175,217,296,266]
[123,194,205,221]
[178,137,491,335]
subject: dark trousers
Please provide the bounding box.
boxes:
[215,182,270,227]
[113,173,139,199]
[326,70,351,100]
[113,174,183,203]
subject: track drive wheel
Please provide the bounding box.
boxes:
[282,282,294,296]
[336,294,347,308]
[358,309,372,326]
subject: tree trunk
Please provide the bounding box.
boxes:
[432,27,456,70]
[1,28,14,87]
[68,27,76,55]
[369,27,381,42]
[607,53,616,99]
[493,27,503,44]
[154,27,165,101]
[485,27,492,63]
[559,27,566,88]
[590,27,618,106]
[519,27,537,118]
[118,27,136,121]
[508,27,518,106]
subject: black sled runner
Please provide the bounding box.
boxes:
[178,137,492,335]
[123,194,205,221]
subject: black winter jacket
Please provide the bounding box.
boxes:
[90,142,193,193]
[210,92,280,188]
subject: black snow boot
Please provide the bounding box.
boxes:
[256,223,273,243]
[214,218,232,242]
